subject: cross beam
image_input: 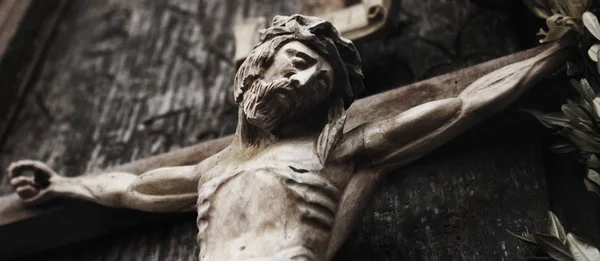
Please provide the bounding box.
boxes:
[0,44,555,260]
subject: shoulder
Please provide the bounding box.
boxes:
[194,145,235,180]
[328,124,367,164]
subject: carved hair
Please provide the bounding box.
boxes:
[234,15,364,164]
[234,14,364,109]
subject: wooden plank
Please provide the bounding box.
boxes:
[298,0,345,15]
[0,0,31,61]
[0,0,67,150]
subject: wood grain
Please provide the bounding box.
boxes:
[335,126,549,261]
[298,0,345,15]
[0,0,67,149]
[0,0,31,61]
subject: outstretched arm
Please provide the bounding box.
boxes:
[341,43,569,174]
[7,160,200,212]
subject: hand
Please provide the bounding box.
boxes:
[7,160,61,203]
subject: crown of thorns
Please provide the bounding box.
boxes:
[234,14,364,109]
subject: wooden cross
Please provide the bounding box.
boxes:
[0,1,575,260]
[0,41,565,259]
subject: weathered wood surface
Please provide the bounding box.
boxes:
[298,0,345,15]
[358,0,527,96]
[0,0,561,260]
[0,0,67,149]
[0,0,31,61]
[336,117,549,261]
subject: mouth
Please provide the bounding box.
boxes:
[251,93,291,119]
[242,78,303,130]
[251,80,295,107]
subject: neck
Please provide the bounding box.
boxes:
[233,104,329,148]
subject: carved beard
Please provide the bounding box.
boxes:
[242,78,297,131]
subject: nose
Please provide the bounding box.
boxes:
[289,65,317,87]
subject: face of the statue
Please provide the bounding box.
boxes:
[242,41,334,132]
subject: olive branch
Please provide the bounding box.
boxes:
[510,1,600,260]
[509,211,599,261]
[524,0,600,202]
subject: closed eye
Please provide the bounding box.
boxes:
[292,57,309,69]
[292,51,317,69]
[283,71,295,78]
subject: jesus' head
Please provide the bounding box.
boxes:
[234,14,364,133]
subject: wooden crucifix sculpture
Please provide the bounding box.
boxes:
[6,14,569,261]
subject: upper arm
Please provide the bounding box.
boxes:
[349,98,464,173]
[130,165,198,195]
[130,145,228,195]
[124,149,226,212]
[123,165,199,212]
[336,45,565,174]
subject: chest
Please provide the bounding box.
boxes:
[204,142,355,188]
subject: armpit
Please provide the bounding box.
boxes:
[328,124,367,164]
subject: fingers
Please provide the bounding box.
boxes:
[7,160,55,179]
[6,160,55,200]
[9,175,40,200]
[10,175,35,187]
[15,184,40,200]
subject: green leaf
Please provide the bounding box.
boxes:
[566,233,600,261]
[508,229,538,244]
[560,128,600,153]
[560,104,597,133]
[571,79,596,103]
[586,168,600,184]
[580,79,596,102]
[591,97,600,120]
[597,50,600,75]
[584,178,600,197]
[579,99,595,117]
[551,142,578,153]
[548,211,567,244]
[534,233,574,261]
[524,110,572,129]
[586,155,600,170]
[587,44,599,62]
[583,11,600,40]
[584,168,600,197]
[562,104,594,127]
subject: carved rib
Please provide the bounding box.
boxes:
[286,181,338,214]
[299,202,335,231]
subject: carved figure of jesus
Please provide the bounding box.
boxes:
[7,15,563,261]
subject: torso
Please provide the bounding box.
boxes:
[196,139,355,261]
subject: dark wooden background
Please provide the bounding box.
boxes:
[1,0,598,260]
